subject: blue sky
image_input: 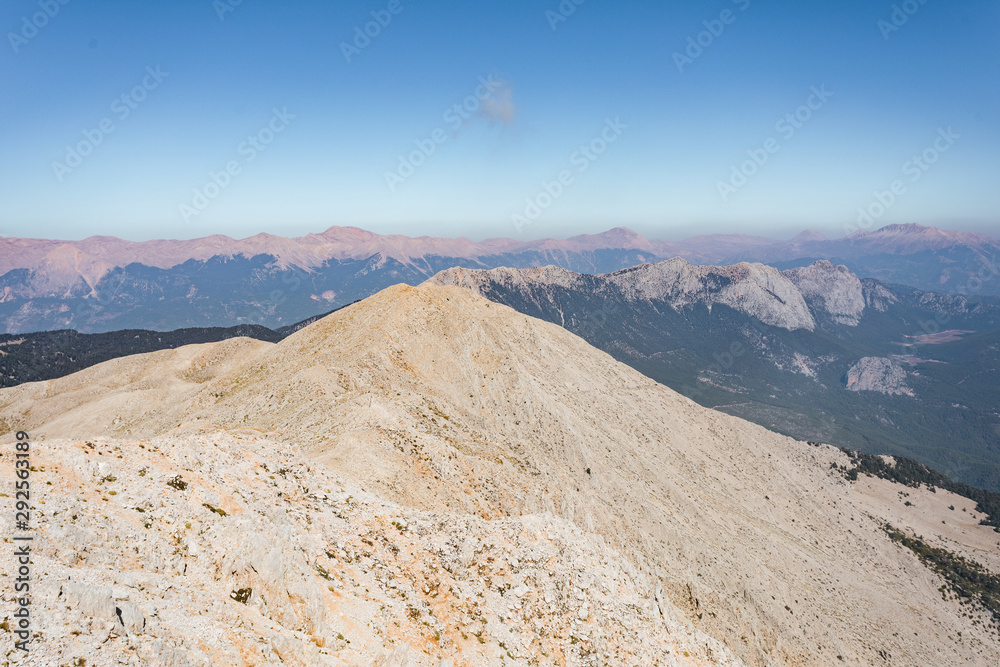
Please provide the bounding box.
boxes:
[1,0,998,242]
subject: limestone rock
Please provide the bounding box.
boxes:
[844,356,914,396]
[783,260,866,325]
[433,257,817,331]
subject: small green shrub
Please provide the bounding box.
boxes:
[884,523,1000,630]
[202,503,226,517]
[231,588,252,604]
[166,475,188,491]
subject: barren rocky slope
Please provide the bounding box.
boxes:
[4,432,734,666]
[3,284,1000,665]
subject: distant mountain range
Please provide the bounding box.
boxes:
[0,223,997,333]
[0,227,661,333]
[730,224,1000,296]
[431,259,1000,492]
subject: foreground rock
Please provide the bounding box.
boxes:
[5,433,736,666]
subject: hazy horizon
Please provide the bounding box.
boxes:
[4,218,1000,246]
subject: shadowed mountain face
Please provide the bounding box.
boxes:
[0,303,352,389]
[4,283,1000,665]
[430,260,1000,492]
[1,223,997,333]
[0,250,661,334]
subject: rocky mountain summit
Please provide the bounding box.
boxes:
[3,284,1000,665]
[782,260,866,326]
[433,257,951,333]
[730,223,1000,296]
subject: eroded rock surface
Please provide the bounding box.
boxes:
[845,357,913,396]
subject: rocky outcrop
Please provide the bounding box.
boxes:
[607,259,817,330]
[783,260,866,325]
[433,258,818,331]
[431,265,583,295]
[844,357,913,396]
[861,278,899,312]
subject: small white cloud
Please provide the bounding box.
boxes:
[479,81,517,125]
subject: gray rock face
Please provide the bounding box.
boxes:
[60,583,117,623]
[783,260,866,326]
[433,258,817,331]
[117,601,147,635]
[862,279,899,312]
[844,357,913,396]
[430,265,581,294]
[608,259,817,330]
